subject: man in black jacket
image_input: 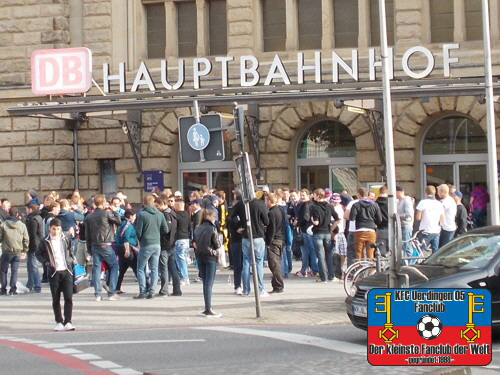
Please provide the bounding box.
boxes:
[453,191,468,237]
[85,195,121,301]
[235,197,269,296]
[375,185,389,256]
[36,218,76,331]
[26,203,44,293]
[265,193,285,293]
[295,189,319,277]
[349,188,383,260]
[311,189,339,282]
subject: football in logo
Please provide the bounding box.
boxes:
[416,314,443,340]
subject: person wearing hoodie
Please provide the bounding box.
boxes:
[25,203,44,293]
[135,194,168,299]
[0,207,29,295]
[85,195,121,301]
[375,185,389,256]
[311,189,339,282]
[57,199,85,255]
[35,218,76,331]
[349,187,383,260]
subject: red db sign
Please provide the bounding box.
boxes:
[31,48,92,95]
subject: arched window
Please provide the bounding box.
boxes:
[422,116,487,155]
[298,119,356,159]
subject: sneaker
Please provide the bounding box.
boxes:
[204,309,222,318]
[193,277,202,283]
[133,294,146,299]
[234,287,243,296]
[0,290,6,296]
[307,271,314,277]
[64,322,76,331]
[109,294,121,301]
[199,310,208,317]
[54,323,65,332]
[181,279,190,286]
[170,292,182,296]
[157,292,168,297]
[294,271,305,278]
[269,289,284,294]
[259,290,270,297]
[116,290,125,295]
[95,296,102,302]
[146,293,154,299]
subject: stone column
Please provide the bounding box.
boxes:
[196,0,208,56]
[165,0,178,58]
[321,0,334,50]
[285,0,298,51]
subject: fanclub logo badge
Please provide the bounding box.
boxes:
[417,314,443,340]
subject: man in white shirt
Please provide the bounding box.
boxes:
[415,185,445,254]
[35,218,76,331]
[437,184,457,248]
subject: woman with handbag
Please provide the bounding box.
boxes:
[193,209,222,317]
[115,209,139,294]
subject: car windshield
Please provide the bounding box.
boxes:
[422,233,500,269]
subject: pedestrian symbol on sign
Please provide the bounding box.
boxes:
[187,123,210,151]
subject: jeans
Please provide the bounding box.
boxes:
[137,244,161,296]
[472,207,487,228]
[299,233,318,274]
[242,237,265,295]
[267,240,284,291]
[49,270,73,324]
[0,253,20,293]
[175,239,190,282]
[198,257,217,311]
[116,246,138,292]
[26,252,41,292]
[281,244,293,276]
[159,248,181,295]
[375,228,389,256]
[312,233,334,281]
[91,245,119,297]
[231,241,243,290]
[346,232,356,266]
[401,226,413,260]
[418,232,439,254]
[439,229,455,249]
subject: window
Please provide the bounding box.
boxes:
[298,0,322,50]
[146,3,166,58]
[298,120,356,159]
[99,160,117,200]
[177,1,197,57]
[262,0,286,52]
[465,0,482,41]
[422,116,487,155]
[430,0,454,43]
[370,0,394,46]
[334,0,358,48]
[209,0,227,55]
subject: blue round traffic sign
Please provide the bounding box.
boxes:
[187,123,210,151]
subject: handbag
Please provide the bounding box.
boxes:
[73,264,90,293]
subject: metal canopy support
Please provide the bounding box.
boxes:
[245,115,261,181]
[366,109,386,179]
[120,119,142,180]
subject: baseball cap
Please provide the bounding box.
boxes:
[174,191,182,197]
[209,195,219,203]
[453,191,463,199]
[325,188,332,198]
[191,199,203,205]
[396,185,404,192]
[331,193,341,203]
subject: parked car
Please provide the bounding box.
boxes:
[346,226,500,330]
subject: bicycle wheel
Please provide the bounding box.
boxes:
[343,260,374,296]
[352,266,377,286]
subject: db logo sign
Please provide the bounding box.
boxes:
[31,48,92,95]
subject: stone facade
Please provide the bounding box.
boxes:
[0,0,499,204]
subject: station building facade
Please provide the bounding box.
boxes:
[0,0,499,224]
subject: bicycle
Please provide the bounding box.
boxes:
[403,230,432,265]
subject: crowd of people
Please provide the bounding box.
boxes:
[0,182,489,331]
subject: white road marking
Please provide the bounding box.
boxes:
[55,348,83,354]
[62,339,205,346]
[111,368,142,375]
[38,343,67,349]
[196,326,366,355]
[72,353,102,360]
[90,360,121,369]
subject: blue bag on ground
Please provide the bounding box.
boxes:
[73,264,90,293]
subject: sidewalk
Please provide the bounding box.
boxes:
[0,260,351,333]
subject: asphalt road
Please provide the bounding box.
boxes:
[1,325,500,375]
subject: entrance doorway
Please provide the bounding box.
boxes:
[297,119,357,193]
[181,168,235,203]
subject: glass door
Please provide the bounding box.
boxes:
[211,170,235,204]
[458,164,487,222]
[181,169,234,203]
[424,164,454,188]
[182,171,207,199]
[299,165,329,191]
[330,167,357,195]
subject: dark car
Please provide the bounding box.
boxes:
[346,226,500,330]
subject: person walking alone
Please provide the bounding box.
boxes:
[193,209,222,317]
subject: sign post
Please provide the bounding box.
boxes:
[233,104,261,318]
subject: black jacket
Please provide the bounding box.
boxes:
[297,201,312,232]
[160,208,177,250]
[456,204,468,236]
[191,209,202,240]
[235,198,269,239]
[228,203,242,243]
[35,234,74,276]
[84,208,121,254]
[26,211,44,253]
[193,220,221,260]
[349,199,383,231]
[176,211,190,240]
[265,205,285,245]
[375,196,389,230]
[311,201,338,235]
